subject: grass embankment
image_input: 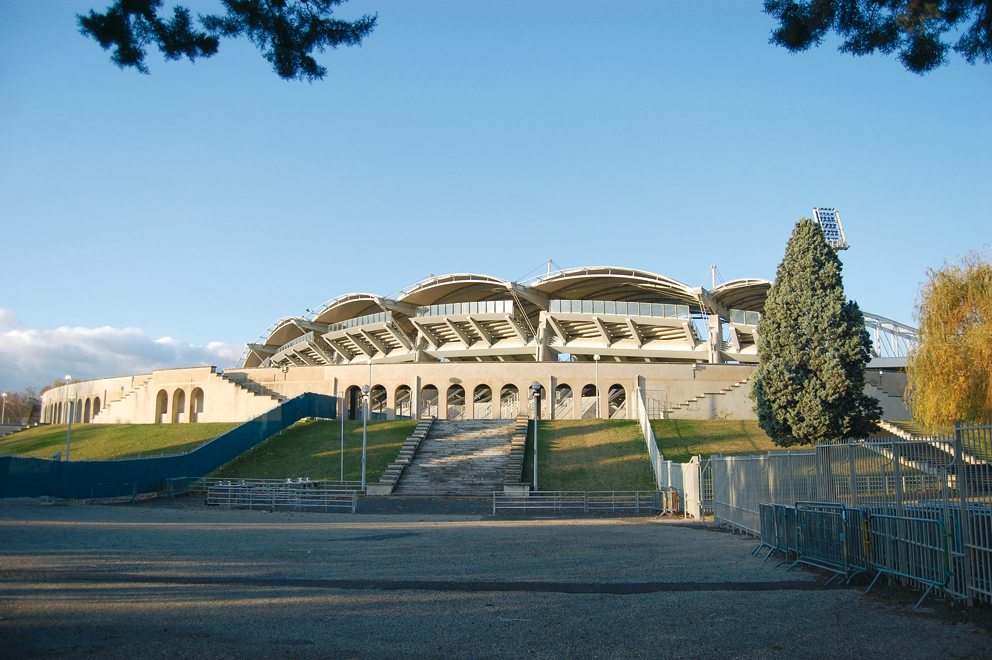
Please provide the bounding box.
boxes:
[211,419,418,481]
[651,419,781,462]
[523,420,655,491]
[0,423,239,460]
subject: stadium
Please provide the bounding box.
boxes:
[38,263,918,427]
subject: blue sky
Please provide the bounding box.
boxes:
[0,1,989,390]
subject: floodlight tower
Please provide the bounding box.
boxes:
[812,208,849,250]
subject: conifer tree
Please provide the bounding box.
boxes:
[750,219,881,446]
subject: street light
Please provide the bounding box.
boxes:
[531,381,541,491]
[593,354,601,419]
[1,392,7,426]
[361,383,370,491]
[66,394,76,462]
[62,375,71,426]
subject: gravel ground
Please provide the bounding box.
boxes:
[0,497,988,660]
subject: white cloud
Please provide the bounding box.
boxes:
[0,315,243,391]
[0,308,26,331]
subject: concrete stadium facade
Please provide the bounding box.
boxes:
[39,267,914,426]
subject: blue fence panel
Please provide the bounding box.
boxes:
[0,393,336,500]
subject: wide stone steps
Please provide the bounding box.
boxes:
[391,419,516,497]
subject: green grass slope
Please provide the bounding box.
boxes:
[0,423,239,460]
[212,419,418,481]
[651,419,783,462]
[523,420,655,491]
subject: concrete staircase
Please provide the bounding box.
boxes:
[217,372,287,403]
[91,375,152,423]
[391,419,517,498]
[366,418,434,496]
[502,416,531,491]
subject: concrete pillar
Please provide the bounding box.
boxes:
[708,314,723,364]
[549,375,558,420]
[386,386,396,421]
[466,383,476,420]
[414,376,422,419]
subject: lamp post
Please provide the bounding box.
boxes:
[593,354,601,419]
[66,394,75,462]
[340,392,345,483]
[62,375,71,426]
[531,381,541,491]
[361,383,370,491]
[367,358,373,419]
[2,392,6,426]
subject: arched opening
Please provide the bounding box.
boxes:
[473,385,493,419]
[499,385,519,419]
[527,385,548,419]
[345,386,362,420]
[581,384,598,419]
[447,385,466,420]
[93,397,101,419]
[172,389,186,424]
[420,385,439,419]
[83,398,91,424]
[55,402,61,424]
[608,384,627,419]
[75,399,83,423]
[370,385,387,420]
[553,384,573,420]
[155,390,168,423]
[190,388,204,423]
[395,385,413,419]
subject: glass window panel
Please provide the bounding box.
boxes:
[605,301,615,315]
[582,300,593,314]
[496,300,505,313]
[593,301,605,314]
[731,309,744,324]
[665,304,675,318]
[506,301,513,315]
[652,303,664,317]
[746,311,760,326]
[550,300,560,313]
[469,301,478,314]
[640,303,651,317]
[679,305,689,319]
[616,301,627,315]
[484,301,493,313]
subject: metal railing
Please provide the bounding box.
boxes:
[728,421,991,606]
[192,477,364,493]
[787,502,866,584]
[206,482,357,512]
[492,490,664,515]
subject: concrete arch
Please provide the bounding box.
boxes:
[75,399,83,424]
[172,389,186,424]
[83,398,91,424]
[472,384,493,420]
[498,384,519,419]
[581,384,597,419]
[421,384,439,419]
[553,383,574,420]
[608,384,627,419]
[370,385,387,420]
[93,397,101,418]
[190,388,204,423]
[345,385,363,420]
[395,385,413,419]
[155,390,169,423]
[446,384,466,420]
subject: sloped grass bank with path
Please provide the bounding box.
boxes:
[523,420,655,491]
[0,423,239,460]
[651,419,782,462]
[211,419,418,482]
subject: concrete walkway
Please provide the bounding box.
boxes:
[0,499,988,659]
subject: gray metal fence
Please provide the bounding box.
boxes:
[206,482,357,513]
[716,421,991,605]
[492,490,666,515]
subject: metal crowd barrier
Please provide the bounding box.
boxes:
[866,514,951,609]
[788,502,865,584]
[206,483,357,513]
[192,477,364,494]
[755,503,799,564]
[492,490,662,515]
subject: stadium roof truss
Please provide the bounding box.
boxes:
[237,267,915,370]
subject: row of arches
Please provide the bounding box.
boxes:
[341,382,627,421]
[44,396,102,425]
[154,388,205,424]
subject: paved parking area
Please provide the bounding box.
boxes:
[0,498,988,659]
